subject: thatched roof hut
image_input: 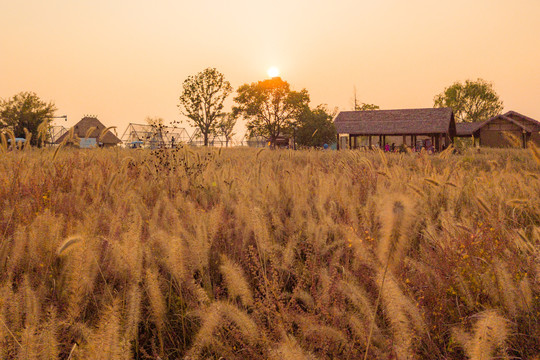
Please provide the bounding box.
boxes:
[55,117,121,147]
[334,108,455,151]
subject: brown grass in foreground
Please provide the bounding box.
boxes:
[0,146,539,359]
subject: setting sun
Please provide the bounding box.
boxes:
[267,66,280,78]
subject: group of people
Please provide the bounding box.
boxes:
[356,141,439,153]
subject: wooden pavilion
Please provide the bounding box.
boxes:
[334,108,456,151]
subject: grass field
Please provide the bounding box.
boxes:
[0,146,539,359]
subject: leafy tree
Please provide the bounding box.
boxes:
[434,78,503,122]
[233,77,309,147]
[178,68,233,146]
[296,105,337,148]
[355,103,380,111]
[352,88,379,111]
[0,92,56,146]
[217,113,237,147]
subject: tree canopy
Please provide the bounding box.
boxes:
[434,79,503,123]
[0,92,56,146]
[217,112,237,147]
[355,103,380,111]
[178,68,233,146]
[233,77,309,147]
[352,88,379,111]
[296,105,336,148]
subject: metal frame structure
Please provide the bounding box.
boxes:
[188,129,228,147]
[47,126,68,145]
[121,123,191,149]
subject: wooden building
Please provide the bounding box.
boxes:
[454,111,540,148]
[55,116,121,148]
[334,108,456,151]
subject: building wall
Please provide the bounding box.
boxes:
[479,118,525,148]
[531,132,540,147]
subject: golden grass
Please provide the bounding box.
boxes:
[452,310,510,360]
[0,146,538,359]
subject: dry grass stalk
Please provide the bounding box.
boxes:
[452,310,510,360]
[529,141,540,165]
[145,267,166,336]
[38,307,59,360]
[56,236,82,256]
[80,301,127,360]
[271,335,314,360]
[219,255,253,307]
[376,270,426,359]
[187,301,260,358]
[376,195,415,271]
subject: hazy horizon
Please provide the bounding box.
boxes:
[2,0,539,140]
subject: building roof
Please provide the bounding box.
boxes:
[455,122,482,137]
[334,108,455,135]
[502,111,540,133]
[55,117,121,144]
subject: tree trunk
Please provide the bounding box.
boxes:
[204,131,209,146]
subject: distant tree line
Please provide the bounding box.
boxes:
[1,73,504,150]
[178,68,336,148]
[177,72,504,149]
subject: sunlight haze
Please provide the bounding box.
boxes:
[1,0,539,137]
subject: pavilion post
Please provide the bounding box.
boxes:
[369,136,372,148]
[336,134,340,150]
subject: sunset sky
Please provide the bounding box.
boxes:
[1,0,539,140]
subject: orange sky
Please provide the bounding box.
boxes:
[1,0,539,140]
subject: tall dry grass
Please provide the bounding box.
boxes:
[0,144,538,359]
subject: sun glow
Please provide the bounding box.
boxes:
[267,66,280,78]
